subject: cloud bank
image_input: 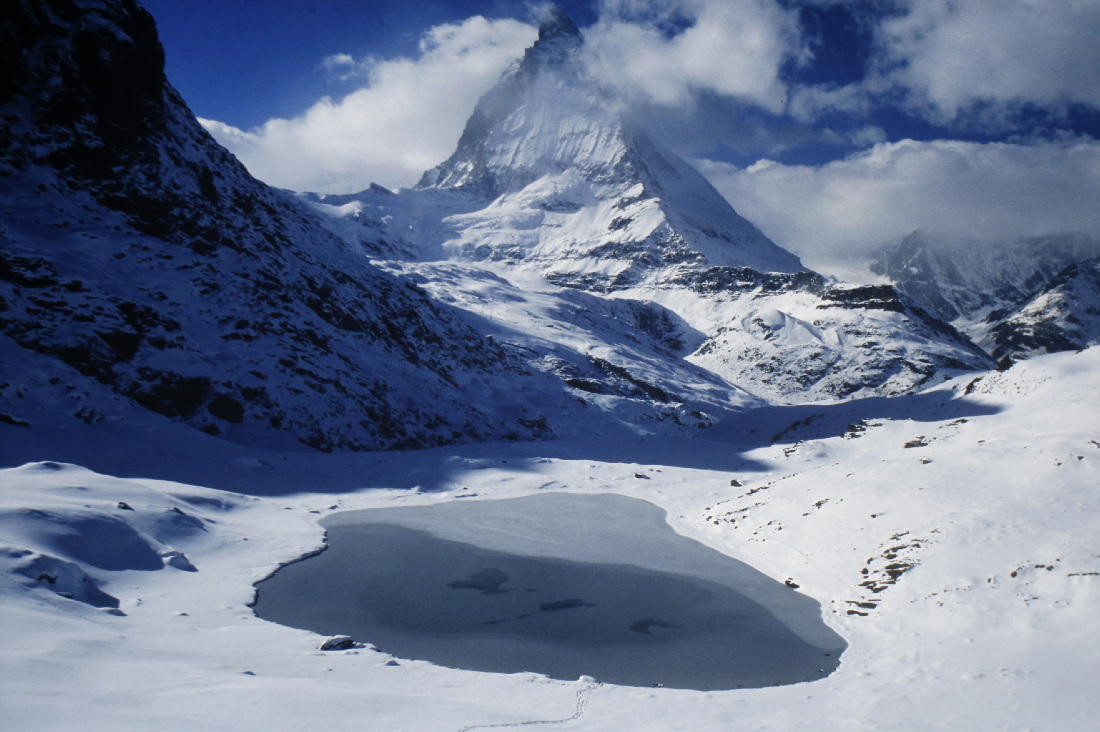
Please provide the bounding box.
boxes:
[197,0,1100,276]
[878,0,1100,126]
[200,17,536,193]
[582,0,803,112]
[698,136,1100,275]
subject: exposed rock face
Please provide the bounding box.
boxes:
[984,258,1100,361]
[319,636,358,651]
[871,231,1100,362]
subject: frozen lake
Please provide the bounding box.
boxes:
[253,493,846,690]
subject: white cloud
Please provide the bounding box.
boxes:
[320,53,361,83]
[875,0,1100,127]
[783,1,1100,132]
[582,0,804,113]
[192,1,1100,280]
[200,17,536,193]
[698,136,1100,274]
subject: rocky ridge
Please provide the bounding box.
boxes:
[2,1,997,450]
[872,231,1100,362]
[0,0,574,450]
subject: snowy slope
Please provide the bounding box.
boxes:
[2,347,1097,730]
[324,6,804,286]
[660,275,989,403]
[871,231,1099,322]
[3,0,741,451]
[2,4,1097,727]
[313,190,993,403]
[980,257,1100,361]
[872,231,1100,361]
[7,0,970,457]
[307,11,991,405]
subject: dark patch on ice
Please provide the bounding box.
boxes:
[628,618,678,634]
[448,568,510,595]
[539,598,595,612]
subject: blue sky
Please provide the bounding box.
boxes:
[144,0,596,131]
[143,0,1100,271]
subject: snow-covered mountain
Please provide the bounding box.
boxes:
[307,7,802,285]
[5,0,724,451]
[412,6,804,285]
[871,231,1100,361]
[308,9,991,405]
[4,3,1099,728]
[981,257,1100,361]
[2,0,989,456]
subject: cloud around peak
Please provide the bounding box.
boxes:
[193,0,1100,276]
[581,0,803,112]
[698,135,1100,275]
[200,16,536,193]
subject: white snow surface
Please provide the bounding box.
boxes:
[3,347,1099,730]
[977,258,1100,360]
[303,195,991,405]
[4,4,1096,727]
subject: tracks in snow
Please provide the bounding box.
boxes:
[456,680,603,731]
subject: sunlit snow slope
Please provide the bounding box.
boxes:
[2,348,1097,730]
[2,0,752,450]
[2,3,1098,730]
[307,9,991,405]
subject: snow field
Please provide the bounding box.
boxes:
[2,348,1098,729]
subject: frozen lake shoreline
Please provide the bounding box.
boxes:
[253,493,845,689]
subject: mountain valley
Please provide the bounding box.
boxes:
[2,2,1099,730]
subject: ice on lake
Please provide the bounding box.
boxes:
[253,493,846,690]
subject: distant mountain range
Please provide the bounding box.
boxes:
[872,231,1100,363]
[14,0,1096,452]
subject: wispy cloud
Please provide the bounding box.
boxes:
[320,53,363,83]
[582,0,804,113]
[194,0,1099,276]
[786,0,1100,133]
[200,16,536,192]
[878,0,1100,127]
[698,136,1100,274]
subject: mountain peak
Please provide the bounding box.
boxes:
[538,5,581,42]
[413,0,805,276]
